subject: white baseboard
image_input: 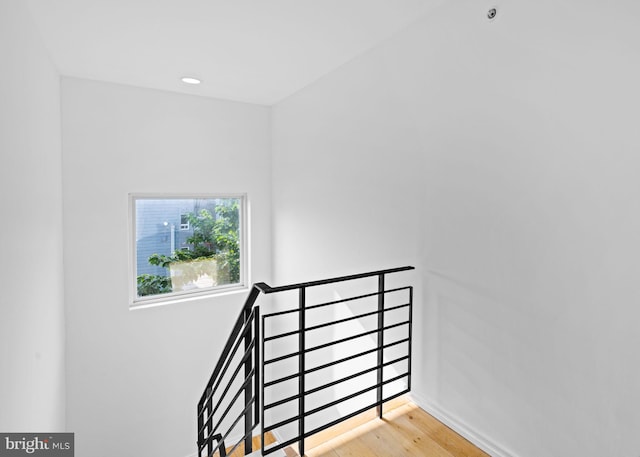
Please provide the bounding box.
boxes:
[409,393,517,457]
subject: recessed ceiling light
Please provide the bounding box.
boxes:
[181,77,201,85]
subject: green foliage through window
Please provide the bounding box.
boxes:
[134,197,243,299]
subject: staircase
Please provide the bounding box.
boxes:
[212,432,281,457]
[196,266,415,457]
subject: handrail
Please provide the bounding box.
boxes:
[255,266,414,294]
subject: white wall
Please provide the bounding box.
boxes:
[272,1,640,456]
[61,78,271,457]
[0,0,66,432]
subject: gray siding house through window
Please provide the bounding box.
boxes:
[135,199,217,277]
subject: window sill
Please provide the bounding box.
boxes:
[129,284,249,310]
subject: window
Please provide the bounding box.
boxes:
[130,194,246,306]
[180,214,190,231]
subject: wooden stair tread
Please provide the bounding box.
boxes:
[213,432,277,457]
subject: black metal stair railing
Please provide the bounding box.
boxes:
[197,266,414,457]
[197,286,262,457]
[259,266,414,456]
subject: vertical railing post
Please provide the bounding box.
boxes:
[376,273,385,419]
[197,400,203,457]
[408,286,413,392]
[244,307,253,454]
[261,313,266,456]
[206,390,213,456]
[298,287,306,456]
[254,306,261,453]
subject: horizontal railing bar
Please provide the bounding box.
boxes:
[306,321,409,354]
[262,286,411,319]
[304,287,411,312]
[263,328,300,342]
[257,266,415,294]
[303,372,409,419]
[262,372,408,435]
[263,393,298,411]
[305,303,410,333]
[262,434,304,456]
[263,371,300,388]
[303,388,410,440]
[377,387,411,409]
[263,321,409,366]
[263,338,409,388]
[262,388,412,456]
[198,337,255,418]
[199,366,255,437]
[263,412,301,434]
[303,402,376,442]
[263,349,301,366]
[305,338,409,376]
[260,306,299,319]
[264,355,409,411]
[263,302,409,342]
[305,356,409,398]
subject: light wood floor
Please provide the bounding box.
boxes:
[304,403,490,457]
[217,432,277,457]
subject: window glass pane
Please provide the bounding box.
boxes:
[133,196,243,302]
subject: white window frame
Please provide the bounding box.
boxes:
[180,214,190,231]
[128,193,248,308]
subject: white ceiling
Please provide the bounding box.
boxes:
[26,0,441,105]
